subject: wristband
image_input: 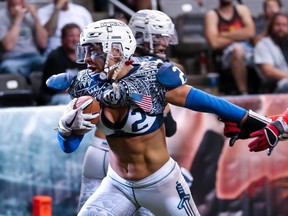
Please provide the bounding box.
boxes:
[57,132,84,153]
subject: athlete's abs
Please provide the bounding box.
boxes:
[107,126,170,180]
[98,106,170,180]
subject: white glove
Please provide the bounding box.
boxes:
[58,98,99,134]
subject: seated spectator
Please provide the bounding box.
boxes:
[38,0,93,56]
[40,23,86,105]
[204,0,255,95]
[0,0,47,78]
[254,0,282,45]
[254,12,288,93]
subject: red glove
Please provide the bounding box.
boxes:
[248,123,280,152]
[249,110,288,155]
[222,110,273,147]
[223,121,240,137]
[223,121,241,146]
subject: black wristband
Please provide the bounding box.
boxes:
[239,114,268,139]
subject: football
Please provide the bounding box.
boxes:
[73,95,100,135]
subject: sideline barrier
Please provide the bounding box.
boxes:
[0,105,94,215]
[0,94,288,215]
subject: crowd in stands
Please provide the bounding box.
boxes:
[0,0,287,107]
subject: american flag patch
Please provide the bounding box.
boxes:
[131,93,152,112]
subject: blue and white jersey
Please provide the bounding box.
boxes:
[97,107,164,137]
[68,69,108,98]
[68,59,187,115]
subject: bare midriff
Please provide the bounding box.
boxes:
[104,106,170,181]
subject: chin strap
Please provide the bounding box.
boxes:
[101,60,124,80]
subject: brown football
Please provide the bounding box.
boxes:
[73,95,100,135]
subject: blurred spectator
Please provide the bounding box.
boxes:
[254,0,282,45]
[115,0,160,22]
[204,0,255,95]
[120,0,156,11]
[38,0,93,56]
[254,13,288,93]
[40,23,86,105]
[0,0,47,77]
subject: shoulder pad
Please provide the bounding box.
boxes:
[156,62,187,88]
[68,69,108,98]
[46,72,77,90]
[131,56,161,65]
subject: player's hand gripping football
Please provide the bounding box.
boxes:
[249,109,288,155]
[58,98,98,134]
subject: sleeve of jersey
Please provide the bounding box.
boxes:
[185,88,247,123]
[46,72,76,90]
[156,62,187,88]
[57,132,84,153]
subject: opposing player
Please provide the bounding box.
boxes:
[55,19,269,215]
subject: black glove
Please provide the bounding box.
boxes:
[164,110,177,137]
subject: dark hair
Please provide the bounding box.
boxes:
[263,0,282,10]
[267,12,287,36]
[61,23,81,39]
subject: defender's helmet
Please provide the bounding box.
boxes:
[77,19,136,64]
[128,9,178,53]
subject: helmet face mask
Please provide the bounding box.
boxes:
[152,34,174,46]
[76,43,105,64]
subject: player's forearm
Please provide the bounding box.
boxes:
[57,132,84,153]
[184,88,247,123]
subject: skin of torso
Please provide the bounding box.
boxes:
[102,104,170,180]
[99,83,191,180]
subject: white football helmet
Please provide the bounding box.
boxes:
[77,19,136,77]
[128,9,178,55]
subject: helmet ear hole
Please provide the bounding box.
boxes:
[111,43,124,59]
[135,31,144,44]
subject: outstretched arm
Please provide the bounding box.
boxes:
[166,85,248,124]
[166,85,276,147]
